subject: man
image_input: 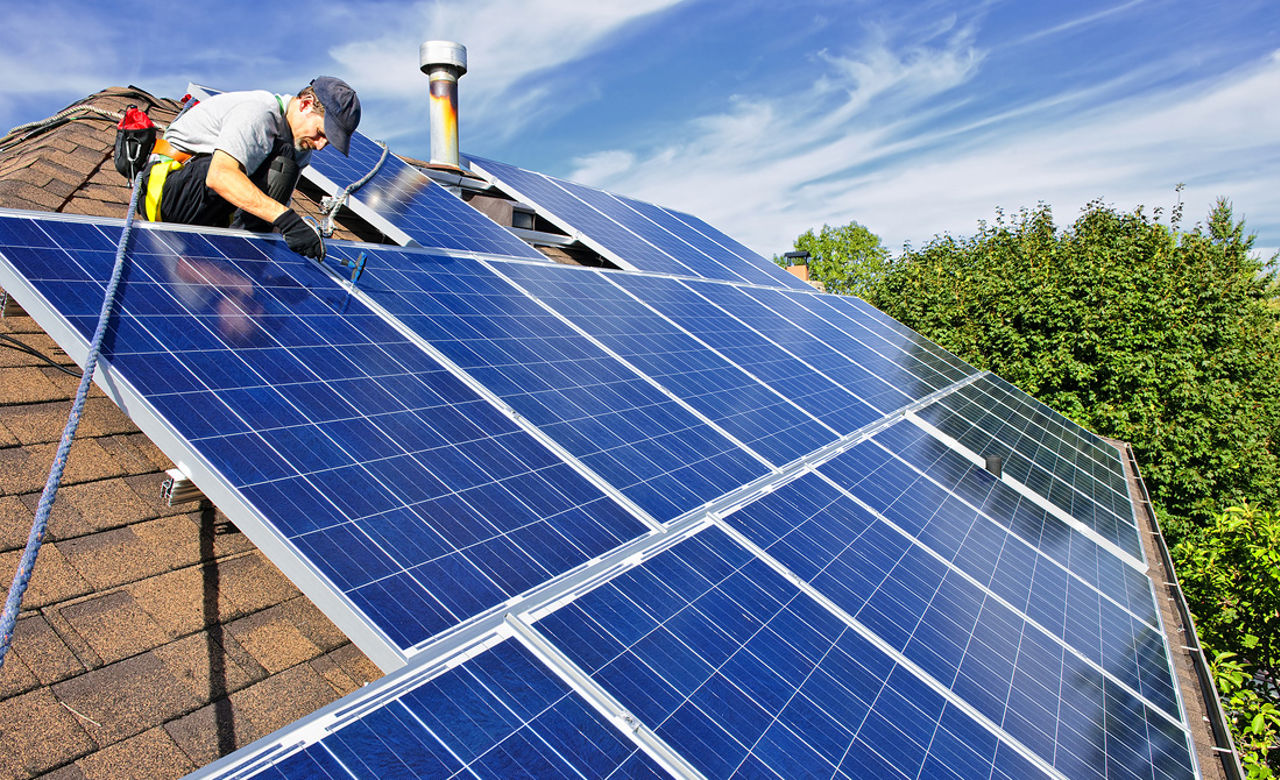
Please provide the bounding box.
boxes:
[140,77,361,259]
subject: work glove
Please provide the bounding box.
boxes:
[272,209,326,260]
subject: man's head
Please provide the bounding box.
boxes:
[288,77,361,156]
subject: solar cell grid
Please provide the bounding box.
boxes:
[466,156,691,275]
[686,278,918,415]
[862,420,1159,623]
[490,260,839,466]
[717,474,1194,779]
[917,375,1143,559]
[654,205,816,291]
[225,638,666,779]
[610,272,883,434]
[985,373,1132,497]
[470,155,814,289]
[820,293,976,381]
[533,526,1056,779]
[0,213,649,660]
[814,430,1178,716]
[764,286,965,390]
[344,246,770,522]
[607,193,781,286]
[553,177,758,284]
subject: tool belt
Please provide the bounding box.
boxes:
[152,137,192,164]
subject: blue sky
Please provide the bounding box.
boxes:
[2,0,1277,258]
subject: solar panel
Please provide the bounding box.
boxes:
[829,420,1159,624]
[306,135,545,259]
[661,205,817,291]
[609,273,893,434]
[914,374,1144,561]
[0,212,648,667]
[0,191,1200,776]
[491,261,839,466]
[533,526,1073,778]
[193,636,667,779]
[346,248,771,522]
[815,424,1180,719]
[717,477,1193,779]
[819,292,978,381]
[186,85,544,261]
[687,279,924,414]
[469,155,812,289]
[742,285,966,393]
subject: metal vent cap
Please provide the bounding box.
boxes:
[420,40,467,75]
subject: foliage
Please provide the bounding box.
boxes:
[1176,503,1280,775]
[778,220,891,298]
[862,198,1280,535]
[1211,650,1279,777]
[1175,503,1280,676]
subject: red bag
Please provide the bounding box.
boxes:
[114,106,156,180]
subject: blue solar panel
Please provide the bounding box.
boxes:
[0,213,647,663]
[609,273,883,434]
[687,279,920,415]
[469,155,812,289]
[830,421,1159,624]
[815,425,1179,718]
[2,184,1200,777]
[492,261,838,466]
[742,285,968,393]
[207,637,665,779]
[717,477,1194,779]
[466,156,691,275]
[916,374,1143,560]
[606,193,783,287]
[541,177,779,287]
[306,135,545,259]
[344,247,769,522]
[658,205,816,291]
[818,292,977,382]
[534,526,1060,779]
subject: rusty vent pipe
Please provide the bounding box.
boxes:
[420,40,467,170]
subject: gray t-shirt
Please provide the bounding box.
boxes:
[163,91,311,174]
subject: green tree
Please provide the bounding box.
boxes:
[779,220,890,298]
[1177,504,1280,777]
[864,199,1280,536]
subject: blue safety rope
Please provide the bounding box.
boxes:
[0,171,144,669]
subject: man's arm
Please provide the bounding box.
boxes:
[204,150,289,223]
[205,149,324,259]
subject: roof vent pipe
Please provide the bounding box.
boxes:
[420,40,467,170]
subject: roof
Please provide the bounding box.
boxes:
[0,87,382,779]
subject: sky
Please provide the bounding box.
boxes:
[2,0,1277,259]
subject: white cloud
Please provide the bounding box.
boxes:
[330,0,685,141]
[566,42,1280,257]
[0,9,132,97]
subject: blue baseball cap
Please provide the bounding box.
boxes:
[310,76,361,156]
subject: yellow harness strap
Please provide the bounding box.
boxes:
[144,158,184,221]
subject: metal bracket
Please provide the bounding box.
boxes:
[1,289,24,317]
[161,468,207,506]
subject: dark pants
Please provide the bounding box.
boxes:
[141,154,236,227]
[140,144,299,231]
